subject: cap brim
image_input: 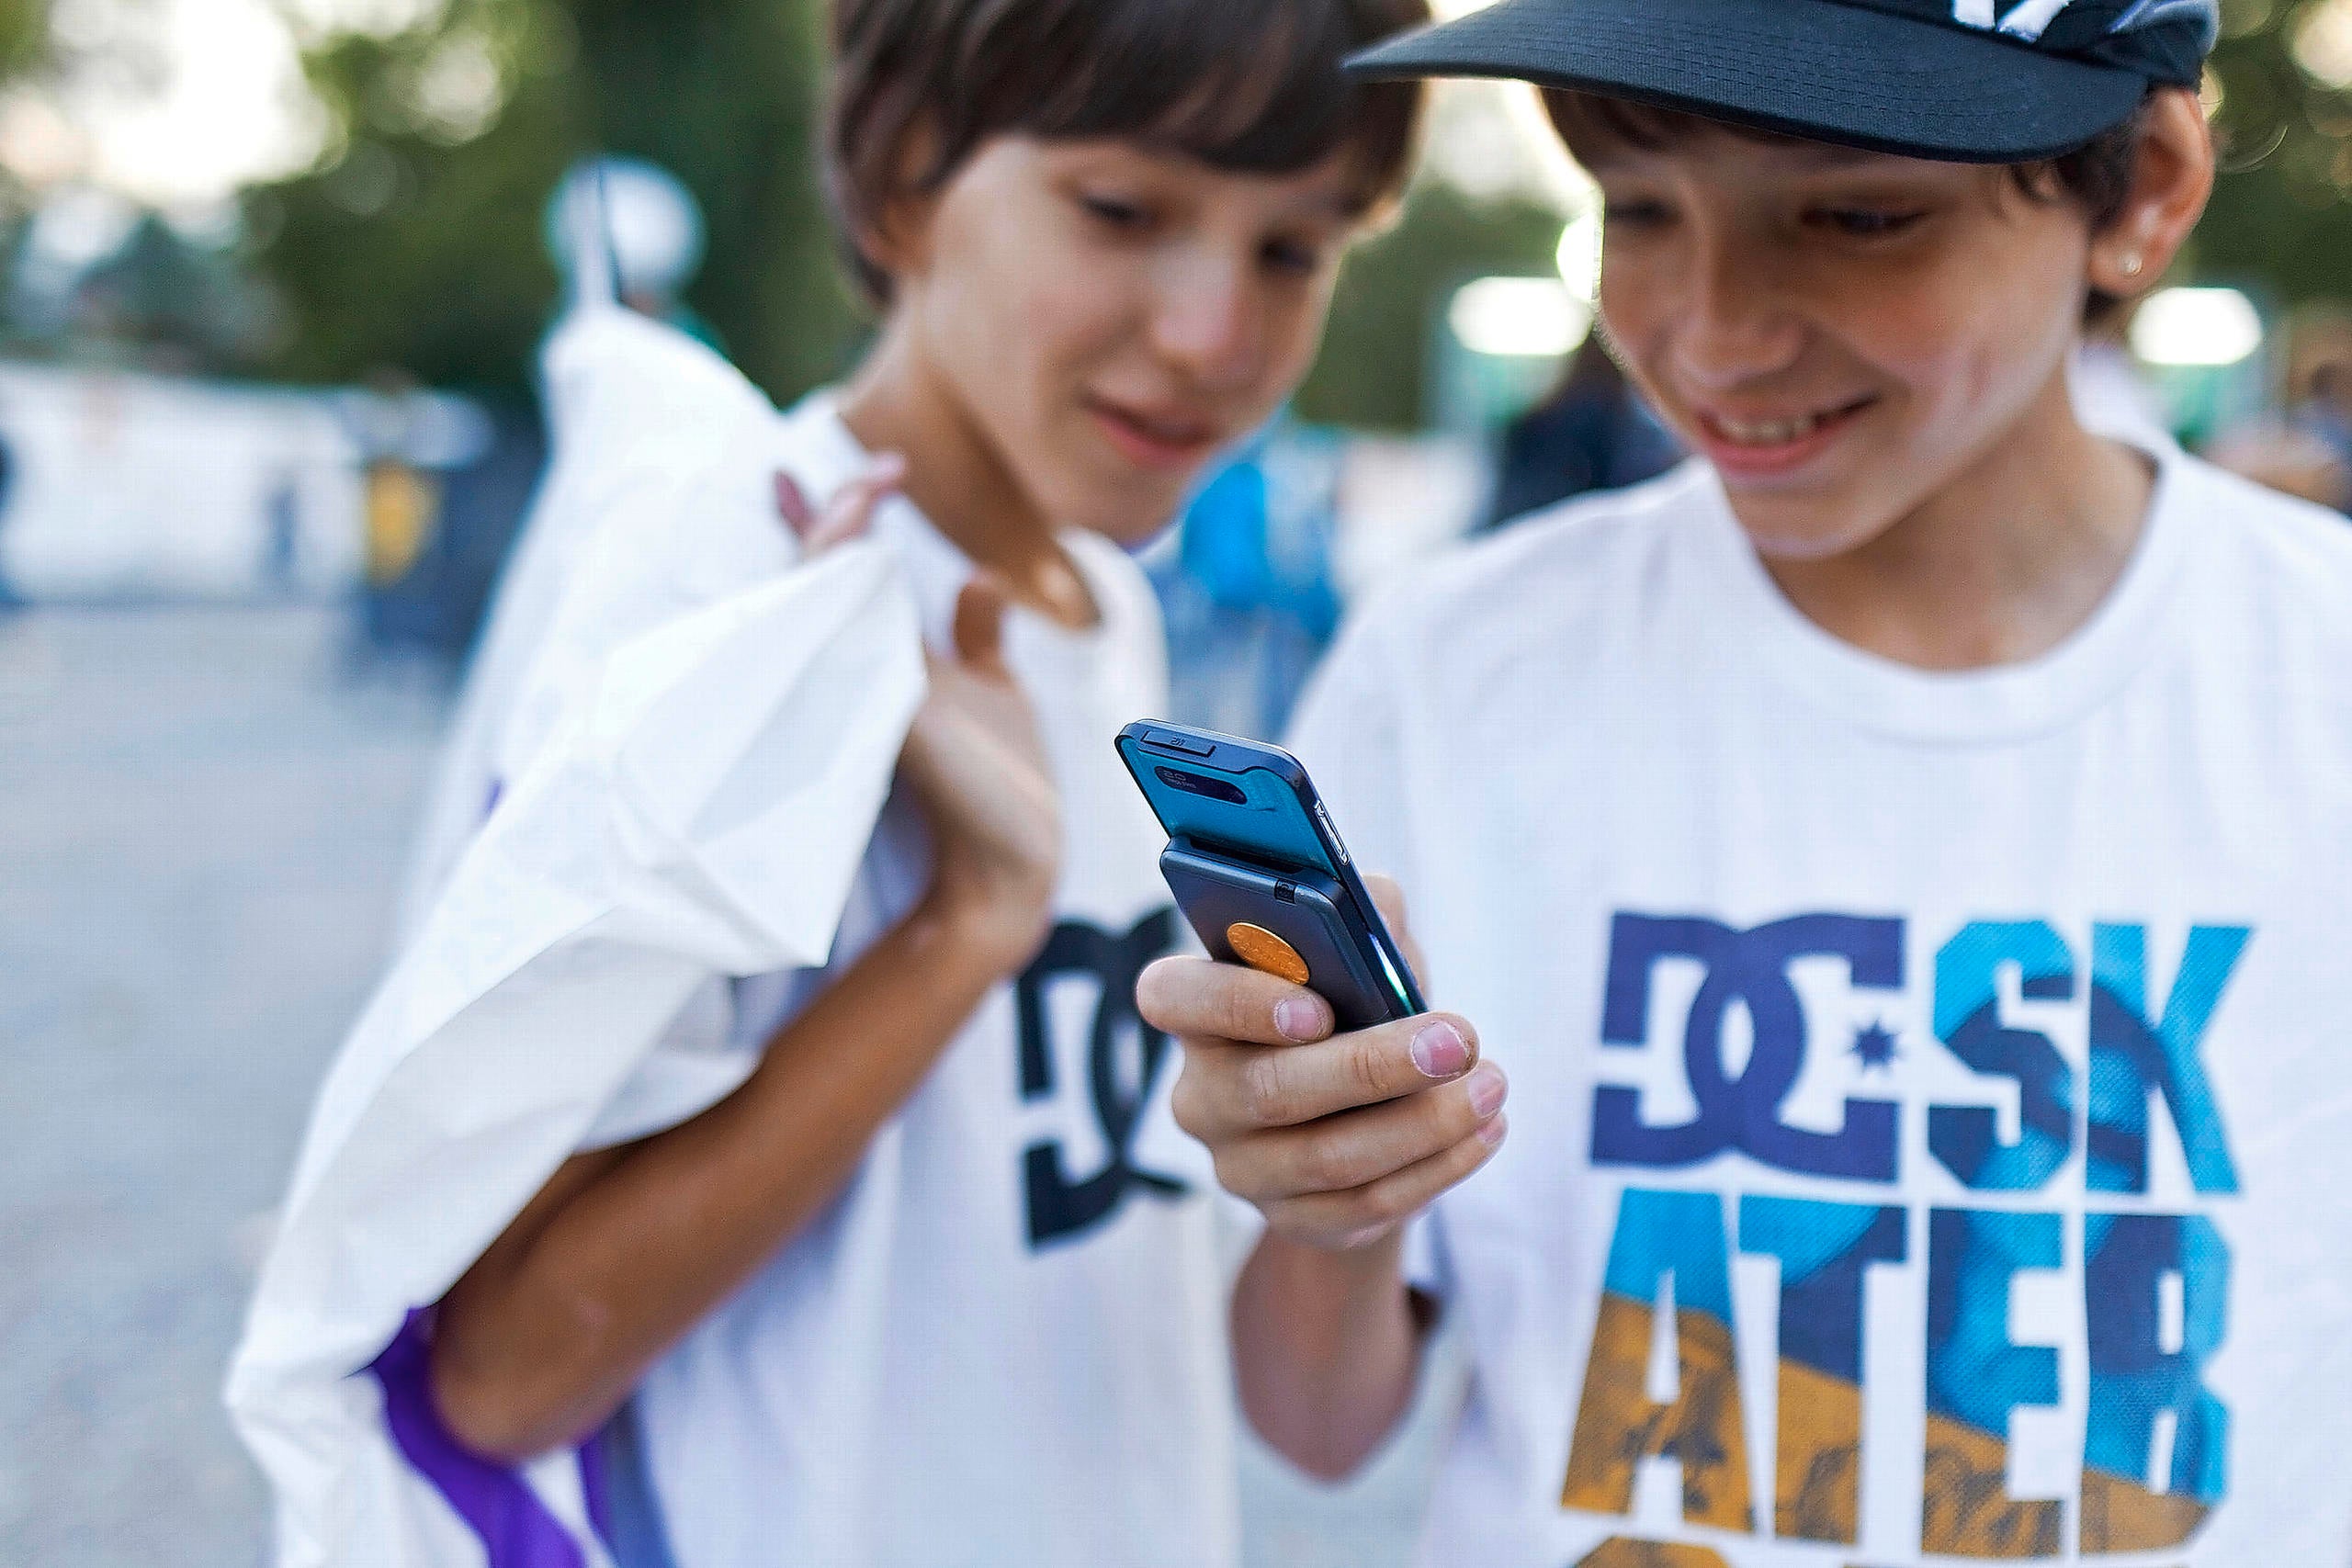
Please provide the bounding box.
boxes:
[1350,0,2149,163]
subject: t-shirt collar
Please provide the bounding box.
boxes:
[1686,435,2195,745]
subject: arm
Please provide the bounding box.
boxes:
[1138,887,1506,1479]
[1231,1229,1428,1480]
[434,560,1057,1461]
[431,890,1029,1461]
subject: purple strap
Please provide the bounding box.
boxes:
[576,1422,616,1548]
[368,1310,588,1568]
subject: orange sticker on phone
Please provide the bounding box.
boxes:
[1226,922,1310,987]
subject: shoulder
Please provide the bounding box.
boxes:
[1293,463,1714,776]
[2179,452,2352,571]
[2170,455,2352,630]
[1064,528,1169,652]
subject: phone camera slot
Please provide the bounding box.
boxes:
[1155,766,1249,806]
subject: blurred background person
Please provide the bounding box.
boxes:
[545,154,719,344]
[2206,307,2352,511]
[1478,334,1679,529]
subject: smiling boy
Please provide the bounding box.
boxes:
[1140,2,2352,1563]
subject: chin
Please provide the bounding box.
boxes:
[1729,496,1893,564]
[1061,477,1195,547]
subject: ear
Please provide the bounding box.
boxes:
[2086,86,2215,301]
[861,122,946,291]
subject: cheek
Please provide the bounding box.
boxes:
[1865,254,2082,436]
[927,227,1125,413]
[1267,274,1342,389]
[1594,264,1664,361]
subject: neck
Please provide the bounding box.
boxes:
[1761,367,2154,671]
[838,313,1098,629]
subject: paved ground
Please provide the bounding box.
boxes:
[0,604,1451,1565]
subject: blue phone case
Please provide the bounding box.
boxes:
[1159,841,1405,1030]
[1115,721,1424,1027]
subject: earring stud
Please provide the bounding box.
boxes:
[2120,253,2146,278]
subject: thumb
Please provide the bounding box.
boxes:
[951,572,1013,673]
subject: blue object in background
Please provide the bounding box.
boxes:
[1149,413,1346,741]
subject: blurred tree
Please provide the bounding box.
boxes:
[74,214,277,368]
[1298,177,1566,433]
[569,0,858,399]
[2199,0,2352,306]
[249,0,858,401]
[0,0,46,78]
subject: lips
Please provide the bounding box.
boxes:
[1085,396,1223,473]
[1690,395,1875,480]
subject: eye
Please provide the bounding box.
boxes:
[1809,206,1927,238]
[1079,192,1154,232]
[1600,198,1672,231]
[1260,235,1326,276]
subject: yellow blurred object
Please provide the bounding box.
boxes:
[363,461,440,586]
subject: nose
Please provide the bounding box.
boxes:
[1148,252,1265,393]
[1668,226,1805,394]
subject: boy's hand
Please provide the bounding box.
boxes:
[899,577,1061,970]
[1138,878,1507,1253]
[776,454,1061,975]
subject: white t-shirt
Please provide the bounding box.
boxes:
[1288,447,2352,1567]
[552,394,1236,1568]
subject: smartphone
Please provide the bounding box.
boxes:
[1115,721,1425,1030]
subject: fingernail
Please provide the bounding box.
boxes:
[1274,997,1328,1043]
[1465,1062,1508,1119]
[1476,1111,1510,1149]
[1411,1021,1470,1079]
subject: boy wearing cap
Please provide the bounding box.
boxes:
[1141,3,2352,1563]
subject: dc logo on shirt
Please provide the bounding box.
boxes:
[1592,914,1905,1180]
[1571,909,2248,1559]
[1015,909,1187,1247]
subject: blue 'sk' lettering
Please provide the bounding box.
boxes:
[1593,913,1903,1180]
[1928,920,2076,1191]
[2087,924,2248,1195]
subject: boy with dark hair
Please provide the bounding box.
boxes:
[1143,2,2352,1563]
[236,3,1426,1566]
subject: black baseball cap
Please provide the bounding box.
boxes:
[1348,0,2220,163]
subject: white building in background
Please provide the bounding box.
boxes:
[0,360,486,602]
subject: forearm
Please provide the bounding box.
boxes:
[1231,1227,1425,1480]
[433,895,1012,1459]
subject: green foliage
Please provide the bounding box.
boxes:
[568,0,860,400]
[1296,178,1566,432]
[250,11,575,392]
[0,0,47,79]
[249,0,857,400]
[2198,0,2352,305]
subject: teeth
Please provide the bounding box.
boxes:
[1716,411,1825,446]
